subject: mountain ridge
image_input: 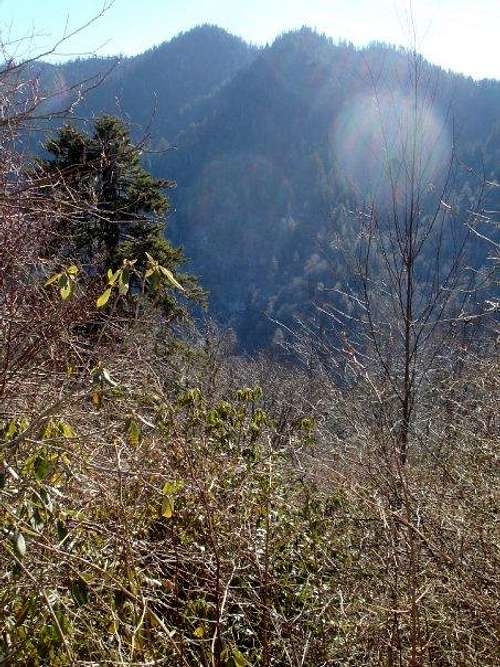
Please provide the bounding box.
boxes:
[41,25,500,349]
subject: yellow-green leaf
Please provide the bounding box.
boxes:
[127,419,141,446]
[107,268,121,285]
[60,281,72,300]
[118,281,129,295]
[159,266,184,291]
[59,421,75,438]
[231,648,248,667]
[66,264,79,275]
[162,480,184,495]
[5,419,18,439]
[96,287,112,308]
[45,272,62,287]
[161,496,174,519]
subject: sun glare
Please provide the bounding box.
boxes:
[332,90,452,207]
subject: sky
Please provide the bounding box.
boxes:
[0,0,498,80]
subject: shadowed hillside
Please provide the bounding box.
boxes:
[43,25,500,349]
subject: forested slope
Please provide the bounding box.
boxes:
[1,23,498,666]
[43,25,500,348]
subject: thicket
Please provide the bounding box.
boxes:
[0,30,498,667]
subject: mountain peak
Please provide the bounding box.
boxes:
[156,24,253,54]
[271,26,330,50]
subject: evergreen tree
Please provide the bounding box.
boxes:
[40,114,202,319]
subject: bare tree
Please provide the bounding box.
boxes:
[314,42,495,473]
[294,34,500,664]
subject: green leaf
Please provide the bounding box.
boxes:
[18,417,29,433]
[34,451,50,481]
[161,496,174,519]
[159,266,185,291]
[57,273,73,300]
[70,579,89,607]
[5,419,18,439]
[30,507,45,532]
[107,268,121,285]
[252,386,263,400]
[14,532,26,558]
[60,281,72,300]
[231,648,248,667]
[42,490,54,514]
[57,520,69,544]
[59,421,75,438]
[162,480,184,495]
[41,419,55,439]
[96,287,112,308]
[45,272,62,286]
[127,419,141,446]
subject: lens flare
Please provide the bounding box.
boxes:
[331,91,451,208]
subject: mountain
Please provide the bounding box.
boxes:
[42,26,500,349]
[47,25,257,143]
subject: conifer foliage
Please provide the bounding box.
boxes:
[39,114,201,319]
[0,24,498,667]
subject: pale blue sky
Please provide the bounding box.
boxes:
[1,0,498,79]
